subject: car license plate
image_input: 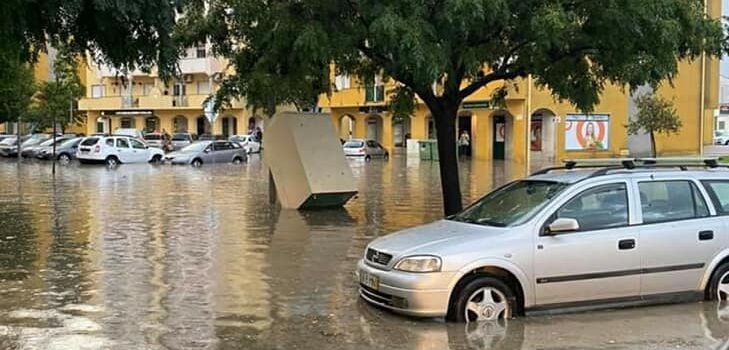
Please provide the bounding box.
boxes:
[360,270,379,290]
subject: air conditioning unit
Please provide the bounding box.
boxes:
[184,74,194,83]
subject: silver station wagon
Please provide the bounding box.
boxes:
[358,158,729,322]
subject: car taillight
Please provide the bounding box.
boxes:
[94,145,101,153]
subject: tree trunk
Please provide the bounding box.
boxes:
[649,131,656,158]
[433,103,462,216]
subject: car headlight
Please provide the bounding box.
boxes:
[394,256,442,273]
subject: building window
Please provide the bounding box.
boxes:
[145,117,160,133]
[142,83,154,96]
[197,81,211,95]
[91,85,105,98]
[720,121,726,130]
[334,74,351,90]
[120,117,135,129]
[196,47,207,59]
[173,83,186,96]
[365,75,384,103]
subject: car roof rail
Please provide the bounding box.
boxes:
[532,157,727,177]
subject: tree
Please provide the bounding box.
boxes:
[183,0,726,215]
[627,94,683,158]
[29,45,86,133]
[1,0,183,78]
[0,49,36,128]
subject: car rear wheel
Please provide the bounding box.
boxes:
[232,157,244,164]
[450,277,515,323]
[150,155,162,164]
[58,153,71,165]
[725,140,729,146]
[708,263,729,302]
[191,158,203,168]
[105,156,120,167]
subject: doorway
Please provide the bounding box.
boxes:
[493,116,506,160]
[458,113,472,157]
[197,116,210,136]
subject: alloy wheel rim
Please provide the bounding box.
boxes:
[107,159,117,166]
[718,271,729,301]
[59,155,70,164]
[465,287,510,323]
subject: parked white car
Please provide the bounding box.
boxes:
[714,131,729,145]
[76,135,165,166]
[229,134,261,153]
[114,128,145,140]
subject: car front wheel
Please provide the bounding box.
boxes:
[449,277,516,323]
[191,158,203,168]
[58,153,71,165]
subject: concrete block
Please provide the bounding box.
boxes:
[263,112,358,209]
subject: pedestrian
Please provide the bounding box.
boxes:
[255,127,263,143]
[458,130,470,157]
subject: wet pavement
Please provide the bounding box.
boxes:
[0,155,726,349]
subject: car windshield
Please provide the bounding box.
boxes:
[21,137,47,147]
[58,138,80,148]
[0,138,16,145]
[38,138,60,147]
[172,134,189,141]
[344,141,364,148]
[180,142,209,153]
[450,180,569,227]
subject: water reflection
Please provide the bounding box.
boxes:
[0,157,725,349]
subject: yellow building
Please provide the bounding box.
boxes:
[320,2,720,170]
[78,47,262,137]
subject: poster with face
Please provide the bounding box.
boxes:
[565,114,609,151]
[530,119,543,151]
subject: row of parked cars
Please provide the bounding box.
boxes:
[0,130,262,168]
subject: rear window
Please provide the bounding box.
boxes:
[81,138,99,146]
[144,134,162,140]
[344,141,364,148]
[172,134,189,141]
[702,181,729,215]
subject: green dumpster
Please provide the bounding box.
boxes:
[418,140,439,161]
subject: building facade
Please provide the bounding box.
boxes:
[321,2,720,168]
[78,47,263,137]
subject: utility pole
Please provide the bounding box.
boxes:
[16,114,21,164]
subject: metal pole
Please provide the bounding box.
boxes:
[525,74,533,176]
[16,114,21,163]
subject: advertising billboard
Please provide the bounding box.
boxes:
[565,114,609,151]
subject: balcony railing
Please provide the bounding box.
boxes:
[80,94,245,111]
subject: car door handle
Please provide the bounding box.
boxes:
[699,230,714,241]
[618,239,636,250]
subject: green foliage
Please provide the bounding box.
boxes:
[0,49,35,124]
[29,45,86,132]
[1,0,183,77]
[627,94,683,137]
[388,86,416,122]
[182,0,726,114]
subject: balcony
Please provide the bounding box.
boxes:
[96,65,157,78]
[80,94,243,111]
[179,57,224,75]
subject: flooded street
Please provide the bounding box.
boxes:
[0,155,727,350]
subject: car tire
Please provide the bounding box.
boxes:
[150,155,162,164]
[191,158,203,168]
[365,155,372,162]
[58,153,71,165]
[105,156,120,167]
[448,276,516,323]
[707,262,729,302]
[232,157,244,164]
[725,140,729,146]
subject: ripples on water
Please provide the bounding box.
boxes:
[0,155,726,350]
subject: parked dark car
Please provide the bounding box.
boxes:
[36,137,84,163]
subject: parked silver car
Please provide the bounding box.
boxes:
[171,133,195,150]
[164,141,248,167]
[357,158,729,322]
[36,137,84,163]
[343,139,389,161]
[21,136,73,158]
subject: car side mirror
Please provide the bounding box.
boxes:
[546,218,580,235]
[204,149,210,153]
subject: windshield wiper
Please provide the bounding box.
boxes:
[476,219,507,227]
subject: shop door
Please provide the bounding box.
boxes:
[493,116,506,160]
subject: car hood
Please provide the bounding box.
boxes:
[369,220,514,256]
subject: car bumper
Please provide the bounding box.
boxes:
[164,158,191,165]
[355,259,454,317]
[35,153,52,160]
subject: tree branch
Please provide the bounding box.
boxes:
[458,67,526,100]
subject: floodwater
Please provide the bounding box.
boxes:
[0,155,726,350]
